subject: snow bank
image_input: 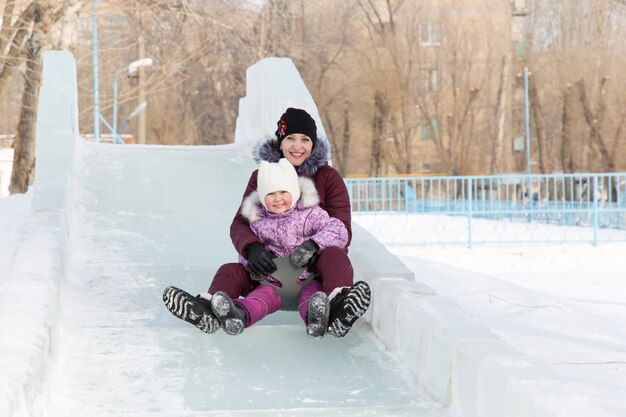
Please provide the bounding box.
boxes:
[0,51,78,417]
[0,147,13,196]
[349,225,612,417]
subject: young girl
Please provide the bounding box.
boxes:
[163,159,371,338]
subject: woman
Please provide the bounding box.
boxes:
[163,108,370,338]
[231,107,352,285]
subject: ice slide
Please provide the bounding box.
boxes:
[0,52,610,417]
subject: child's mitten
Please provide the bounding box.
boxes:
[289,239,320,267]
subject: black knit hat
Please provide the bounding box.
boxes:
[275,108,317,147]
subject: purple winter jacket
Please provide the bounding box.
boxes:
[238,176,349,279]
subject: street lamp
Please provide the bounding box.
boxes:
[113,58,153,142]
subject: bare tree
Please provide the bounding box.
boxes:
[416,13,501,176]
[293,2,355,174]
[560,83,578,174]
[528,73,549,173]
[3,0,81,193]
[9,3,43,194]
[352,0,421,175]
[368,91,389,176]
[0,1,43,97]
[3,0,624,182]
[490,55,509,173]
[526,0,626,175]
[75,0,259,145]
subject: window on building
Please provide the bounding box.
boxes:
[420,117,439,139]
[420,21,441,46]
[419,68,439,92]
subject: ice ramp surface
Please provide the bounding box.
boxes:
[25,52,445,416]
[46,139,443,417]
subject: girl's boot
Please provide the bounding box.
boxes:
[210,291,249,335]
[298,279,329,338]
[306,291,330,338]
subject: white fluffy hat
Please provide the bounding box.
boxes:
[257,158,301,210]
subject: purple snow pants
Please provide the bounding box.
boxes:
[208,246,354,326]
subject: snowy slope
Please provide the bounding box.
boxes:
[40,139,443,417]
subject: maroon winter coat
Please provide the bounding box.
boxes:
[230,137,351,256]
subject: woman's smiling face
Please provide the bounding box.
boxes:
[279,133,313,167]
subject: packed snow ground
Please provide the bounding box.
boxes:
[2,193,624,415]
[354,213,626,416]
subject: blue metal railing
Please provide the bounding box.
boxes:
[345,172,626,246]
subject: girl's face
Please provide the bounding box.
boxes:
[279,133,313,167]
[264,191,293,214]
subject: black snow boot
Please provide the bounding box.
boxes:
[327,281,371,338]
[163,286,221,334]
[306,291,330,339]
[210,291,248,336]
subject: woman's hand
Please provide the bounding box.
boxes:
[246,243,277,276]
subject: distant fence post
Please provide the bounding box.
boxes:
[526,175,532,223]
[403,179,409,212]
[467,177,473,248]
[593,175,599,246]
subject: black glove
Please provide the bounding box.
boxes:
[249,270,265,282]
[246,243,277,277]
[289,239,320,267]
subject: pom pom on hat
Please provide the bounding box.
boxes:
[257,159,301,211]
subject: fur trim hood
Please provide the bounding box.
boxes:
[252,135,332,177]
[240,176,320,223]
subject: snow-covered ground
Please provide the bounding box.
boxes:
[2,193,624,415]
[354,213,626,416]
[0,191,32,280]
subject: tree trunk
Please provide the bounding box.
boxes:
[368,92,387,177]
[490,56,508,174]
[575,78,598,170]
[560,84,576,175]
[338,97,351,175]
[576,77,615,173]
[390,114,409,174]
[0,2,43,98]
[529,74,549,173]
[0,0,16,54]
[10,29,42,194]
